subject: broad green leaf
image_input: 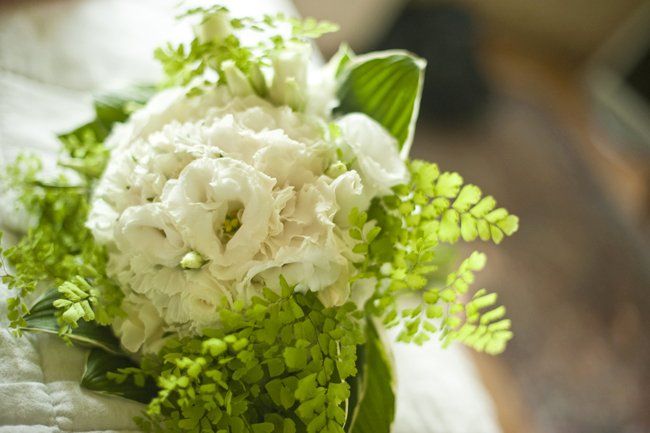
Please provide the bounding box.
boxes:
[22,289,122,355]
[346,320,395,433]
[93,85,155,127]
[336,50,426,157]
[82,348,157,404]
[59,84,155,143]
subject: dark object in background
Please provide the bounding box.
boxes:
[626,50,650,107]
[587,2,650,154]
[375,3,489,126]
[586,2,650,225]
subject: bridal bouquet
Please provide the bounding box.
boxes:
[0,5,518,433]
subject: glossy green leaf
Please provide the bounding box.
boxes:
[346,320,395,433]
[21,289,122,355]
[82,348,158,404]
[336,50,426,157]
[59,84,155,143]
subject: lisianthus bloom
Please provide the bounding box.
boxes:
[87,42,408,353]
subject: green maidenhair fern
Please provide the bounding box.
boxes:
[0,87,150,332]
[125,284,365,433]
[155,7,337,93]
[396,160,519,244]
[443,288,513,355]
[0,155,100,330]
[392,251,484,345]
[54,276,99,334]
[359,159,517,354]
[394,252,513,353]
[0,159,122,332]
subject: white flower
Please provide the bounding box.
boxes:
[252,134,328,188]
[86,198,119,244]
[269,42,311,111]
[89,78,401,349]
[250,241,348,299]
[105,86,232,152]
[240,177,353,306]
[113,294,165,354]
[349,277,376,309]
[164,270,231,327]
[222,60,255,97]
[337,113,409,196]
[113,203,185,270]
[194,10,232,45]
[162,157,279,276]
[305,49,343,118]
[330,170,366,226]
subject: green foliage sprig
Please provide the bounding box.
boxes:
[155,6,337,91]
[402,160,519,244]
[112,279,364,433]
[0,154,117,331]
[398,251,513,353]
[0,87,151,333]
[356,160,517,352]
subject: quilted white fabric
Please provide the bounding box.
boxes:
[0,1,502,432]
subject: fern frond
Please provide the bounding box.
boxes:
[442,289,513,354]
[392,251,512,354]
[53,276,98,334]
[403,160,519,244]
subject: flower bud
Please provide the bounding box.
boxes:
[222,60,254,97]
[180,251,207,269]
[270,42,310,111]
[326,161,347,179]
[194,11,232,44]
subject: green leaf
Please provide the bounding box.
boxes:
[346,320,395,433]
[336,50,426,156]
[59,84,155,145]
[251,422,275,433]
[283,346,308,370]
[330,44,354,78]
[21,289,122,355]
[95,85,154,126]
[81,348,157,404]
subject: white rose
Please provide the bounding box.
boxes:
[113,294,165,354]
[91,149,140,214]
[241,177,353,304]
[113,203,185,269]
[163,270,231,328]
[269,42,310,111]
[252,133,327,188]
[86,198,118,244]
[330,170,366,226]
[317,267,352,308]
[305,48,342,118]
[106,86,233,151]
[87,81,369,343]
[193,10,232,44]
[337,113,409,197]
[109,204,193,307]
[253,242,348,296]
[162,157,279,276]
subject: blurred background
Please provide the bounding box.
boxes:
[295,1,650,432]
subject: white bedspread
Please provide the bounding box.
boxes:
[0,1,502,432]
